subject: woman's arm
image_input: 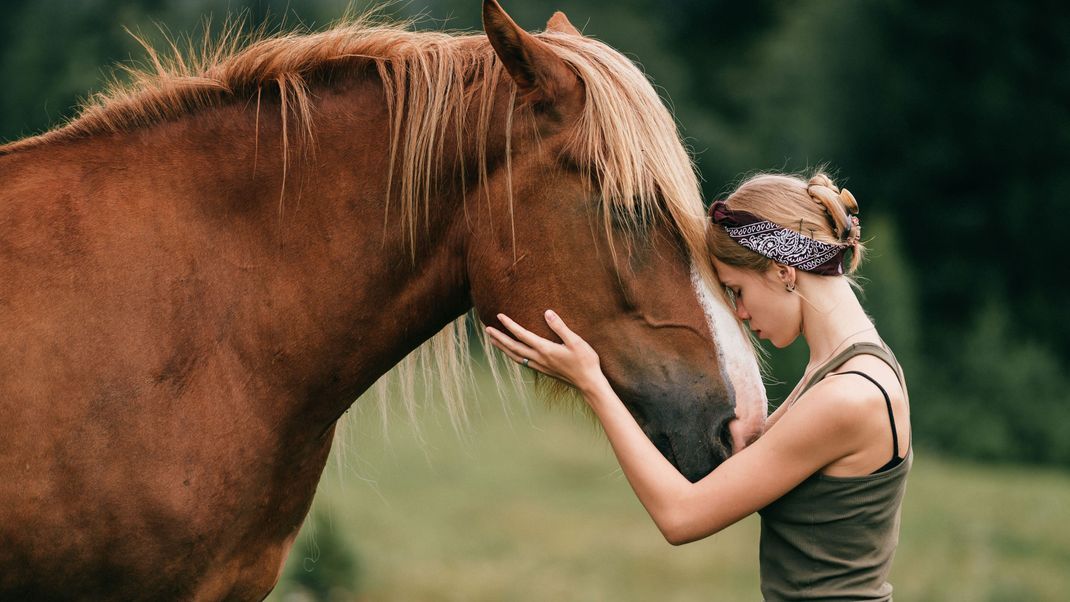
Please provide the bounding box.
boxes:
[486,311,868,545]
[763,395,793,430]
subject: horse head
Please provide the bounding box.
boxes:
[469,1,766,482]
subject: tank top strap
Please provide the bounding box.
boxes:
[798,341,905,399]
[832,370,901,462]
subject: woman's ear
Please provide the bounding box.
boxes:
[776,264,797,287]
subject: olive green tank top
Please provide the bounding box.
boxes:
[758,342,912,601]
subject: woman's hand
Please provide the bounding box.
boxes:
[485,310,606,394]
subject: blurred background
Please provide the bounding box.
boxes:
[3,0,1067,599]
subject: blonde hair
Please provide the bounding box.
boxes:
[708,170,865,276]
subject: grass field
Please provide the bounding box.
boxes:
[268,369,1070,601]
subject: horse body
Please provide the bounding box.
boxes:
[0,73,480,596]
[0,3,765,598]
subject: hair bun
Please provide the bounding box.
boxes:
[806,173,852,241]
[839,187,859,215]
[807,173,838,192]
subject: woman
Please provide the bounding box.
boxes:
[486,172,911,600]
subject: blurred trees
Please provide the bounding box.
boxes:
[2,0,1068,465]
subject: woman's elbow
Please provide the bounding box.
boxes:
[663,530,689,546]
[657,514,701,546]
[663,528,703,546]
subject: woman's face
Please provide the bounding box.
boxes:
[712,259,802,348]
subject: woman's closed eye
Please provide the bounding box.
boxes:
[723,286,740,307]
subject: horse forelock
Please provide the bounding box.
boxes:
[1,11,755,427]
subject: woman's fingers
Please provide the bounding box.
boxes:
[497,313,553,351]
[490,336,531,364]
[486,327,554,376]
[485,326,538,360]
[543,310,579,345]
[524,360,551,375]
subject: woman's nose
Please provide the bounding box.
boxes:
[734,300,750,321]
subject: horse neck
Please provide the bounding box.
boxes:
[128,76,477,426]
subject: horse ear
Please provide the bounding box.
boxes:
[546,11,581,36]
[482,0,580,109]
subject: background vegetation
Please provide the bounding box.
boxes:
[3,0,1067,599]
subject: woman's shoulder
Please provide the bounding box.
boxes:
[798,373,882,427]
[830,349,906,399]
[795,355,902,428]
[800,350,911,476]
[768,340,907,434]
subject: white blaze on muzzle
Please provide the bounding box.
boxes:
[690,264,768,450]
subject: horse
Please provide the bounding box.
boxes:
[0,1,766,599]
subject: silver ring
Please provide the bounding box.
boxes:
[522,358,530,368]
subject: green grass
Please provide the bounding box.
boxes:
[268,370,1070,601]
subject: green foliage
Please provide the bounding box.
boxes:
[823,1,1070,360]
[858,216,920,368]
[277,508,363,600]
[923,302,1070,465]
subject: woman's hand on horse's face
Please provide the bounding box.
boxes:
[485,310,604,392]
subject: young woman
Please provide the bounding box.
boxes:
[486,172,911,600]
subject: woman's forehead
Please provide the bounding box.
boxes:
[711,259,743,282]
[712,259,770,286]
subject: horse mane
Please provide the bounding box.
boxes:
[1,12,737,431]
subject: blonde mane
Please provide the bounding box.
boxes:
[1,13,744,430]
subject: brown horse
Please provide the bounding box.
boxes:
[0,2,765,599]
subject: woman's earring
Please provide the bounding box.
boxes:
[785,282,796,293]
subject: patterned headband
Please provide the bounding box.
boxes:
[709,201,853,276]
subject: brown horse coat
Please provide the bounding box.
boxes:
[0,3,765,598]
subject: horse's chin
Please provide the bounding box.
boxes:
[667,414,741,483]
[649,432,697,480]
[667,439,717,483]
[678,462,713,484]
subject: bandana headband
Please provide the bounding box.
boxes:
[710,201,851,276]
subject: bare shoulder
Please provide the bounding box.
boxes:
[783,359,895,435]
[756,349,911,473]
[783,377,871,439]
[757,378,869,462]
[799,353,912,475]
[826,353,907,405]
[804,358,898,419]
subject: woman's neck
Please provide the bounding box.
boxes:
[798,275,877,367]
